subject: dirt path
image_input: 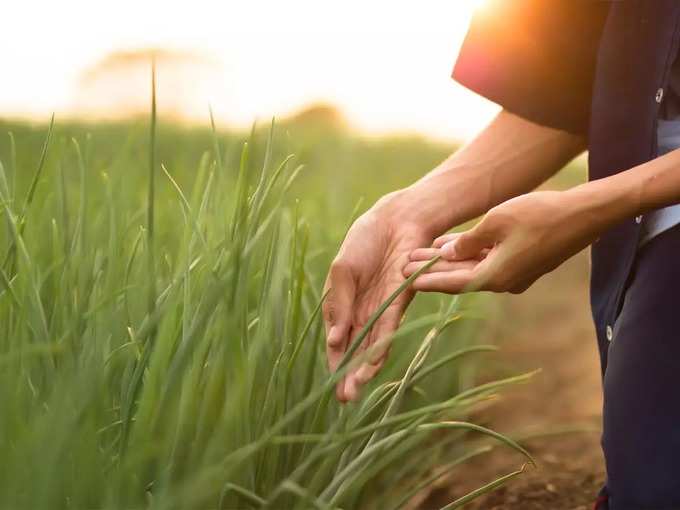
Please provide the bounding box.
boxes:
[421,250,606,509]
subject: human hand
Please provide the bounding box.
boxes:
[404,191,602,294]
[323,195,432,402]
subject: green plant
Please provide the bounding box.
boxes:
[0,77,534,510]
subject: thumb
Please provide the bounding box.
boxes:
[442,220,498,261]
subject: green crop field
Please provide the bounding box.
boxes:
[0,87,538,509]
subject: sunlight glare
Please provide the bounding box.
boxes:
[0,0,500,141]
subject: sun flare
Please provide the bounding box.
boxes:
[0,0,499,141]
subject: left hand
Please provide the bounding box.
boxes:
[403,191,603,294]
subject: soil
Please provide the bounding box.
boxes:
[419,250,606,509]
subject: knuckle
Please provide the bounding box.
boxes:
[329,258,351,278]
[458,231,476,248]
[322,299,335,323]
[456,231,470,244]
[485,207,514,231]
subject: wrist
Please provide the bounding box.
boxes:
[574,149,680,222]
[562,173,641,232]
[374,183,461,239]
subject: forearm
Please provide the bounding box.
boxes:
[564,146,680,232]
[383,110,586,237]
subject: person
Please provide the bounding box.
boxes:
[322,1,680,509]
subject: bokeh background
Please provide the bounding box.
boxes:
[2,0,496,140]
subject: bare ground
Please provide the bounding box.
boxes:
[420,250,606,509]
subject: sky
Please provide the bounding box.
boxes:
[1,0,499,141]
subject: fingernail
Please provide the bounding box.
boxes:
[345,376,359,401]
[442,241,457,259]
[354,365,369,385]
[327,326,342,347]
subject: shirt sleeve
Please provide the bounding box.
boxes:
[453,0,609,136]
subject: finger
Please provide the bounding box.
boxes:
[344,337,370,402]
[403,258,479,278]
[335,325,357,403]
[412,269,477,294]
[405,258,481,275]
[342,326,366,402]
[351,358,385,391]
[353,341,391,386]
[344,372,360,402]
[442,223,497,261]
[327,324,350,377]
[472,249,530,294]
[336,376,348,402]
[409,247,441,262]
[432,232,460,248]
[345,307,401,401]
[410,246,491,265]
[323,262,356,375]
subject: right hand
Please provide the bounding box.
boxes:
[323,195,432,402]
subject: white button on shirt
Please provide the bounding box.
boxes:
[606,325,614,342]
[656,87,665,103]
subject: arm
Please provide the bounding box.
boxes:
[324,109,584,402]
[578,146,680,217]
[392,109,586,238]
[404,145,680,296]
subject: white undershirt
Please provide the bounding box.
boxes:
[638,118,680,246]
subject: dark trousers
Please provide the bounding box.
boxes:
[600,224,680,510]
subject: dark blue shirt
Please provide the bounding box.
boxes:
[453,0,680,374]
